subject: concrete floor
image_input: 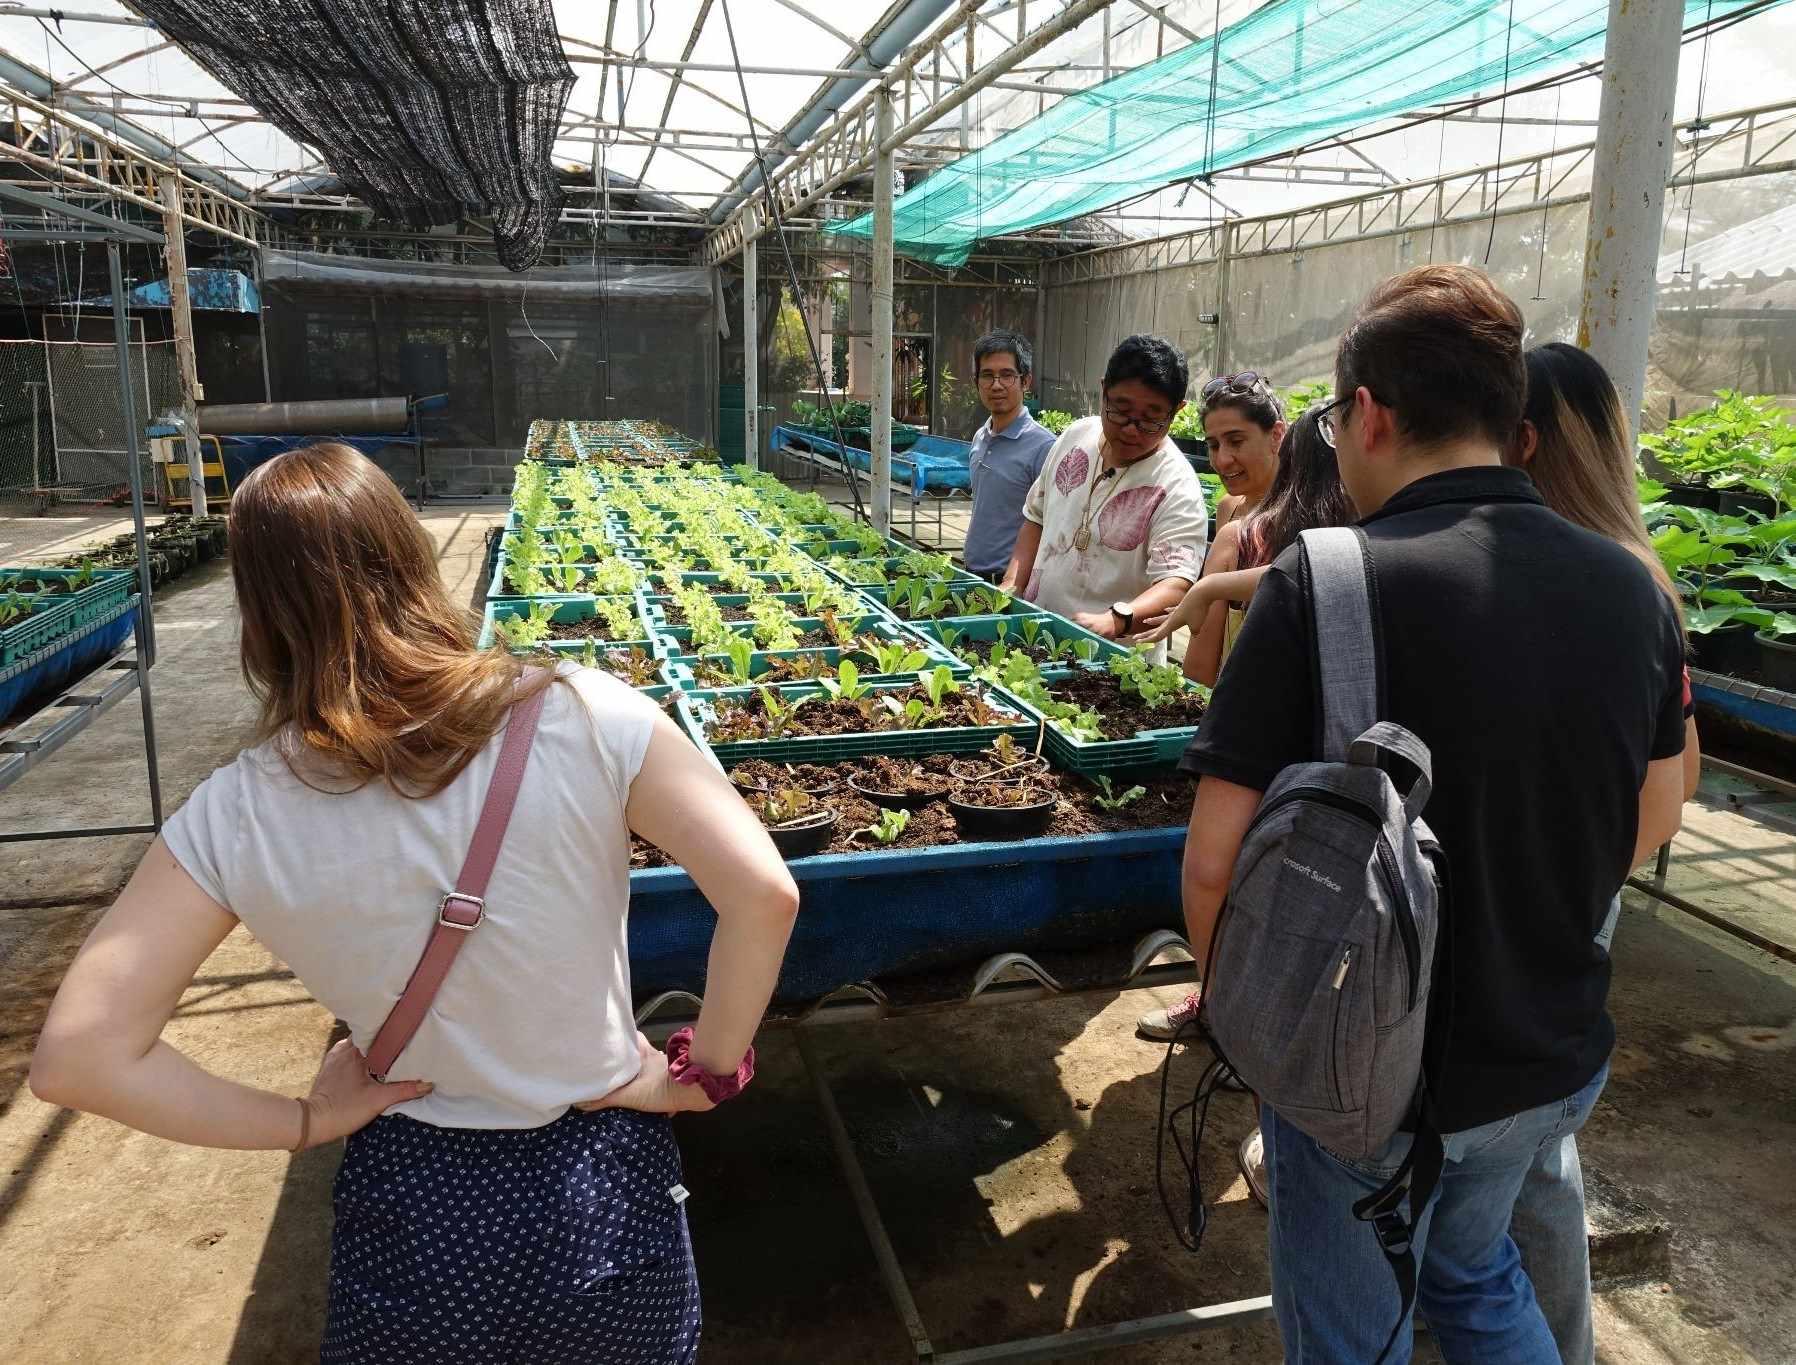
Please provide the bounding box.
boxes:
[2,498,1794,1364]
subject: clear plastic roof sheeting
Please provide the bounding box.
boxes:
[1,0,1794,247]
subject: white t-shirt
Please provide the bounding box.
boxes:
[163,667,660,1129]
[1021,416,1209,622]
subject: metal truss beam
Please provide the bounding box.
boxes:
[700,0,1117,267]
[1040,97,1796,289]
[0,84,262,245]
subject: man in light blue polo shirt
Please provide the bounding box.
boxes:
[964,329,1058,581]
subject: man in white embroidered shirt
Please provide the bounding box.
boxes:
[999,334,1208,653]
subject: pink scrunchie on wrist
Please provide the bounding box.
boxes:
[665,1028,755,1104]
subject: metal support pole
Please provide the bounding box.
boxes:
[797,1032,935,1362]
[744,205,759,471]
[871,86,896,537]
[158,175,208,516]
[1578,0,1683,437]
[1213,219,1234,379]
[252,246,272,402]
[108,242,157,668]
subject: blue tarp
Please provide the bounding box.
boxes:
[99,268,260,314]
[769,425,971,496]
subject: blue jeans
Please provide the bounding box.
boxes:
[1262,1063,1609,1364]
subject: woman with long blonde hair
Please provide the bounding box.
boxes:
[1504,343,1697,1365]
[32,443,798,1362]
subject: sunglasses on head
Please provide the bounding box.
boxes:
[1201,372,1272,404]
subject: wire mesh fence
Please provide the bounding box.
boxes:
[0,337,177,510]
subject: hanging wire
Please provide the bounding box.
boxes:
[1675,0,1719,277]
[1482,0,1519,266]
[1201,0,1223,182]
[1532,82,1563,301]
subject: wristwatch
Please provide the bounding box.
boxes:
[1110,602,1134,636]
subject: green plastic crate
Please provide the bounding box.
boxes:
[0,592,80,666]
[0,567,134,627]
[479,595,658,657]
[858,582,1035,625]
[677,677,1033,766]
[487,545,641,601]
[819,556,983,590]
[663,618,965,689]
[990,664,1206,775]
[646,612,888,659]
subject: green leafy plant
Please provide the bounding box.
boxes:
[919,665,959,707]
[1280,379,1333,422]
[855,807,912,844]
[761,787,816,825]
[1107,648,1191,707]
[754,686,810,738]
[494,600,556,649]
[818,658,872,701]
[1091,775,1147,811]
[715,635,758,684]
[748,594,802,651]
[595,596,641,642]
[863,637,928,676]
[1641,391,1796,513]
[1037,409,1075,435]
[951,585,1013,617]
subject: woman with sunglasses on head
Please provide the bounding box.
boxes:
[998,334,1209,654]
[1143,374,1292,684]
[1201,371,1286,535]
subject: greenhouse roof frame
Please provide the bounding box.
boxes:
[0,1,1789,263]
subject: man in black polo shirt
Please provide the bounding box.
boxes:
[1179,265,1687,1362]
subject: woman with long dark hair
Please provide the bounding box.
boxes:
[31,443,798,1362]
[1137,408,1355,672]
[1133,410,1357,1202]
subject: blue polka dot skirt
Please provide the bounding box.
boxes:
[321,1107,700,1364]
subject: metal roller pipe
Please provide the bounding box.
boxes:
[196,397,411,435]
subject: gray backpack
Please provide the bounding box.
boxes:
[1196,528,1449,1356]
[1203,526,1440,1157]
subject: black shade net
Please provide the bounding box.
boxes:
[127,0,575,271]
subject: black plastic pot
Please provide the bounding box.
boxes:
[1717,488,1777,519]
[947,794,1056,840]
[847,774,945,810]
[764,809,838,859]
[1661,483,1722,511]
[947,753,1048,784]
[1691,624,1760,679]
[1755,633,1796,693]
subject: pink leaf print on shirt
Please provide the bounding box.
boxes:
[1148,538,1201,579]
[1096,485,1167,551]
[1054,445,1090,495]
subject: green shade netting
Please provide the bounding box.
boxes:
[830,0,1781,267]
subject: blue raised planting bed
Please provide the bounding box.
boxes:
[0,596,139,724]
[1691,668,1796,739]
[628,826,1185,1002]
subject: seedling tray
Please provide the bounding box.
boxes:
[991,664,1204,775]
[663,619,966,689]
[820,556,984,589]
[678,678,1033,765]
[0,592,79,666]
[915,612,1115,667]
[0,566,134,628]
[479,594,658,656]
[647,612,890,660]
[487,547,640,601]
[858,583,1038,625]
[640,592,808,633]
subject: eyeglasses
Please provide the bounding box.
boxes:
[1316,394,1358,448]
[1201,372,1271,405]
[977,369,1022,386]
[1102,403,1172,436]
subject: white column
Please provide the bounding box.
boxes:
[870,86,896,537]
[743,206,759,471]
[158,176,207,516]
[1578,0,1683,437]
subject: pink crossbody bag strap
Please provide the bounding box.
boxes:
[364,682,549,1082]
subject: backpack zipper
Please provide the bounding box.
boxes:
[1249,783,1422,1014]
[1329,948,1352,1109]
